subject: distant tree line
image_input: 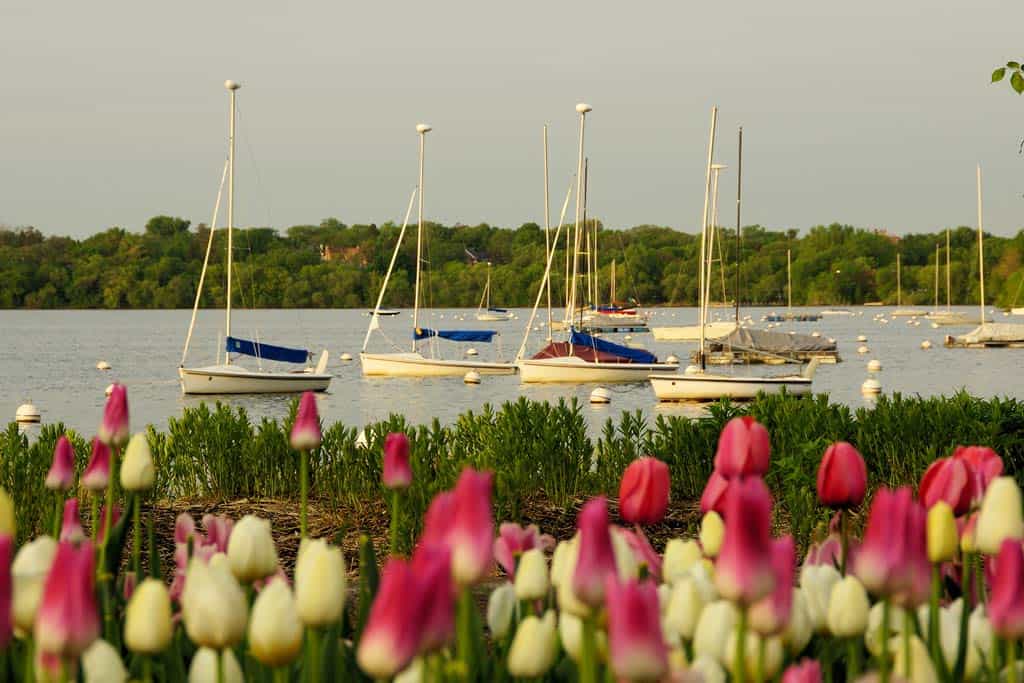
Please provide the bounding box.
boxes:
[1,215,1023,310]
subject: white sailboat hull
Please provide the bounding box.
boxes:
[649,371,812,401]
[476,312,514,322]
[650,322,736,341]
[517,356,678,383]
[1011,308,1024,316]
[891,309,927,317]
[360,352,516,377]
[180,365,331,395]
[924,311,989,326]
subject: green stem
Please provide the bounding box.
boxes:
[300,449,309,538]
[755,633,765,683]
[217,648,225,683]
[274,667,289,683]
[22,639,33,683]
[89,494,99,542]
[954,552,975,681]
[580,614,598,683]
[977,553,988,606]
[929,564,941,664]
[734,607,748,683]
[389,489,400,556]
[880,600,891,683]
[306,627,321,683]
[97,447,117,574]
[142,657,153,683]
[1009,639,1019,683]
[839,509,849,576]
[132,494,142,580]
[847,638,861,680]
[51,493,62,539]
[457,588,478,682]
[902,609,912,679]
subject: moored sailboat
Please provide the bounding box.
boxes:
[475,263,514,321]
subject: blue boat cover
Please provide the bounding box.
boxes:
[487,307,509,313]
[226,336,310,364]
[414,328,497,343]
[569,329,657,364]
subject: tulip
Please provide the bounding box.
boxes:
[294,538,346,627]
[826,575,870,636]
[554,537,591,617]
[782,589,814,655]
[714,416,770,479]
[486,582,516,639]
[181,556,248,649]
[202,513,233,552]
[449,468,495,586]
[383,432,412,489]
[800,563,841,633]
[690,655,727,683]
[750,535,795,636]
[82,639,128,683]
[81,438,111,492]
[889,634,938,683]
[411,543,454,652]
[176,512,196,544]
[98,383,129,447]
[700,470,731,515]
[394,658,424,683]
[289,391,321,451]
[725,630,784,680]
[420,491,455,548]
[854,486,930,604]
[619,527,662,581]
[953,445,1003,500]
[803,533,845,569]
[699,511,724,558]
[60,498,86,543]
[559,610,608,662]
[864,601,912,656]
[124,578,172,654]
[926,501,958,564]
[975,476,1024,555]
[572,496,617,607]
[189,648,244,683]
[494,522,555,578]
[0,535,10,648]
[919,456,974,516]
[0,487,13,538]
[605,577,667,682]
[46,436,75,491]
[357,558,427,679]
[248,578,302,667]
[619,456,670,525]
[225,515,278,584]
[515,548,549,601]
[120,433,154,491]
[663,538,703,584]
[782,659,822,683]
[507,610,558,677]
[989,538,1024,639]
[12,536,57,633]
[915,598,964,672]
[715,477,775,606]
[664,576,705,640]
[966,604,995,679]
[693,600,739,665]
[816,442,867,509]
[35,540,99,659]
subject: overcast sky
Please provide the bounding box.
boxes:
[2,0,1022,238]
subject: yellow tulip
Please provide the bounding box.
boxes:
[294,538,347,627]
[699,512,724,558]
[188,648,244,683]
[514,548,549,601]
[976,477,1024,555]
[120,433,154,491]
[507,610,558,677]
[663,539,703,584]
[124,579,172,654]
[926,501,958,563]
[248,579,302,667]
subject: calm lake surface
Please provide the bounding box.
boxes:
[2,306,1021,437]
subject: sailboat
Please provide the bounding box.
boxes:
[516,103,677,383]
[179,81,331,395]
[650,117,817,401]
[475,263,513,321]
[764,251,821,322]
[891,253,926,316]
[361,124,516,377]
[925,227,983,326]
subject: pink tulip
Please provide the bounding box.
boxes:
[714,476,775,605]
[420,491,456,548]
[572,497,618,607]
[81,438,111,491]
[816,442,867,509]
[449,468,494,586]
[954,446,1003,501]
[854,487,930,603]
[357,557,427,678]
[803,532,854,569]
[383,432,413,489]
[34,540,100,659]
[618,457,670,525]
[46,436,75,491]
[411,544,454,652]
[98,383,129,447]
[60,499,86,543]
[604,576,667,682]
[919,456,974,516]
[175,513,197,544]
[289,392,321,450]
[0,534,12,649]
[782,659,822,683]
[750,535,796,635]
[714,416,770,479]
[201,513,233,552]
[989,539,1024,639]
[493,523,555,578]
[619,527,663,582]
[699,470,731,515]
[96,505,121,545]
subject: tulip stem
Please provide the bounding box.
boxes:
[1008,639,1019,683]
[306,627,321,683]
[755,634,766,683]
[847,638,861,680]
[300,448,309,538]
[839,509,849,576]
[953,553,973,681]
[929,564,941,665]
[880,600,891,683]
[90,494,98,541]
[98,446,117,574]
[273,668,288,683]
[389,489,400,556]
[977,553,987,606]
[132,494,142,580]
[217,648,225,683]
[142,657,153,683]
[902,609,913,678]
[457,588,478,682]
[51,493,62,538]
[734,607,748,683]
[580,614,598,683]
[22,639,32,683]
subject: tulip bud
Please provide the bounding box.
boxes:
[700,471,731,515]
[0,488,13,538]
[690,655,727,683]
[12,536,57,633]
[692,600,739,665]
[383,432,412,489]
[289,392,321,450]
[890,634,937,683]
[826,576,869,637]
[816,442,867,509]
[725,630,784,680]
[781,659,822,683]
[181,557,248,649]
[507,610,558,677]
[926,501,958,563]
[486,583,516,638]
[800,564,841,633]
[714,416,771,479]
[449,468,495,586]
[572,497,617,607]
[35,541,100,659]
[605,577,667,682]
[663,538,703,584]
[46,436,75,491]
[226,515,278,584]
[864,601,912,656]
[989,539,1024,639]
[664,576,705,640]
[699,511,724,558]
[82,638,128,683]
[357,558,427,679]
[394,658,424,683]
[558,610,608,662]
[81,439,111,492]
[960,513,978,553]
[618,457,670,525]
[494,522,553,579]
[782,589,814,655]
[248,579,302,667]
[294,538,346,627]
[966,605,995,679]
[59,499,85,543]
[120,433,154,491]
[124,579,172,654]
[189,647,244,683]
[917,598,964,672]
[975,477,1024,555]
[919,456,974,516]
[98,383,129,447]
[714,478,775,606]
[514,548,549,601]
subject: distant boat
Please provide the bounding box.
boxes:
[475,263,514,321]
[179,81,330,395]
[820,308,854,316]
[891,253,927,316]
[651,321,735,342]
[367,309,401,317]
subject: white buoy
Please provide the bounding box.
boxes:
[867,359,882,372]
[930,322,939,329]
[463,370,481,385]
[684,364,701,375]
[340,352,353,362]
[590,387,611,404]
[465,348,479,357]
[861,378,882,395]
[666,354,680,365]
[828,337,836,344]
[15,402,40,424]
[921,340,933,350]
[96,360,111,371]
[856,335,867,342]
[104,384,114,397]
[811,331,821,337]
[624,335,633,342]
[857,345,869,354]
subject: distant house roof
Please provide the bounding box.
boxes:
[464,248,490,264]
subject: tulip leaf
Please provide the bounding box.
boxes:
[354,534,380,644]
[992,67,1007,83]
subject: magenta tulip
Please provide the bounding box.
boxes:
[604,576,667,682]
[420,491,456,548]
[989,539,1024,639]
[619,527,663,582]
[289,392,321,450]
[714,476,775,605]
[954,445,1003,501]
[750,535,796,636]
[854,487,930,603]
[357,557,427,678]
[80,438,110,492]
[175,513,196,545]
[382,432,413,489]
[919,456,974,516]
[573,497,618,607]
[618,457,670,525]
[0,534,12,649]
[34,540,100,659]
[700,470,731,515]
[714,416,770,479]
[493,523,554,578]
[816,442,867,509]
[97,383,129,447]
[411,544,454,652]
[803,533,846,568]
[59,499,85,544]
[782,659,822,683]
[448,468,494,586]
[45,436,75,491]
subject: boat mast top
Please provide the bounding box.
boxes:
[412,123,431,342]
[735,126,742,326]
[977,164,985,325]
[697,106,718,370]
[568,103,591,339]
[225,79,240,364]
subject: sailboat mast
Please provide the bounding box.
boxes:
[977,164,985,325]
[568,104,591,335]
[946,227,951,310]
[787,249,792,313]
[934,244,940,310]
[697,106,718,370]
[413,123,431,342]
[897,253,902,307]
[225,80,240,364]
[735,127,742,325]
[543,125,552,337]
[485,263,491,309]
[583,159,592,309]
[611,260,616,303]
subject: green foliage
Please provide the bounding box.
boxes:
[992,60,1024,94]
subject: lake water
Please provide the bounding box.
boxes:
[2,306,1021,438]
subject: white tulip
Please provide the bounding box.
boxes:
[124,579,172,654]
[189,648,244,683]
[226,515,278,583]
[663,538,703,584]
[865,601,913,656]
[664,576,705,640]
[610,527,640,579]
[120,432,155,491]
[508,610,558,677]
[800,563,841,633]
[294,538,347,627]
[12,536,57,633]
[82,639,128,683]
[515,548,549,601]
[725,630,784,680]
[693,600,739,664]
[976,477,1024,555]
[782,589,814,655]
[689,655,726,683]
[889,634,938,683]
[181,557,248,649]
[827,575,870,637]
[558,611,607,662]
[249,579,303,667]
[487,583,516,639]
[394,658,425,683]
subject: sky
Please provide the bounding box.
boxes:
[1,0,1022,238]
